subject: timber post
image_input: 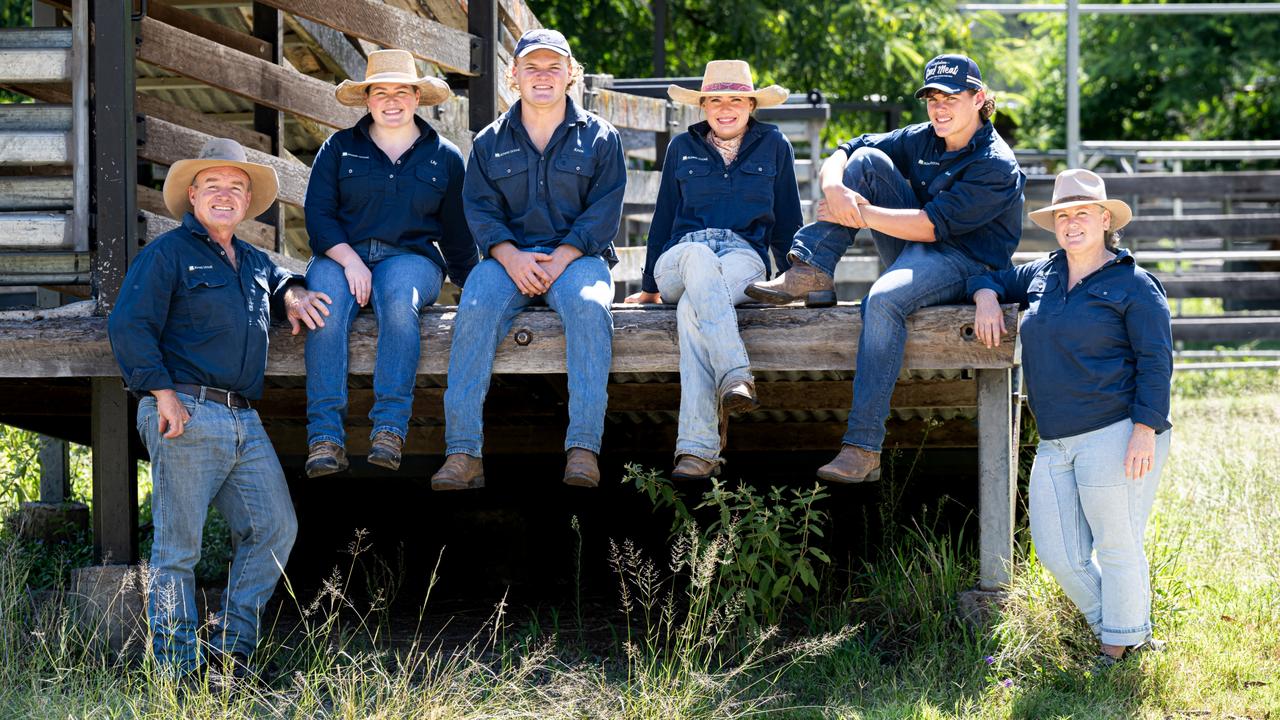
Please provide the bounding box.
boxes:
[251,1,285,253]
[976,367,1017,590]
[467,0,498,133]
[90,376,137,564]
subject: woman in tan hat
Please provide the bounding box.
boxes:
[303,49,479,478]
[969,168,1173,667]
[624,60,803,480]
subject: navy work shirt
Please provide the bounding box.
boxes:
[967,249,1173,440]
[463,97,626,263]
[641,119,803,294]
[108,213,302,400]
[305,114,478,286]
[838,120,1025,270]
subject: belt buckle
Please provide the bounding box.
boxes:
[224,391,235,408]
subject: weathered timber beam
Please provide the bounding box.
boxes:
[141,209,306,274]
[0,48,69,83]
[1171,315,1280,342]
[0,251,89,285]
[0,212,72,250]
[251,0,474,75]
[0,176,73,211]
[977,367,1016,589]
[140,116,310,208]
[1160,272,1280,300]
[148,0,272,60]
[0,131,68,166]
[0,103,71,131]
[284,15,365,81]
[624,169,661,206]
[0,304,1018,378]
[136,16,364,130]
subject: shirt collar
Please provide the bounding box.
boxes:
[181,211,246,252]
[1048,246,1135,270]
[933,119,994,155]
[508,95,590,135]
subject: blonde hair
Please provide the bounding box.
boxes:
[506,54,585,93]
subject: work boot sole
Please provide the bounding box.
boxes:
[743,285,837,308]
[305,457,349,479]
[721,393,759,415]
[671,464,721,482]
[367,449,401,471]
[563,473,599,488]
[816,465,882,484]
[431,474,485,491]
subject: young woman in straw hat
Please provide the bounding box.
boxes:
[303,50,479,478]
[624,60,803,481]
[969,168,1173,667]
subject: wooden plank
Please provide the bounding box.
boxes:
[0,251,90,284]
[285,15,365,81]
[0,176,73,210]
[591,89,668,132]
[0,131,67,165]
[136,16,365,130]
[0,304,1016,379]
[141,209,306,274]
[148,0,272,61]
[498,0,541,36]
[136,91,273,155]
[140,116,310,208]
[90,377,137,564]
[1171,315,1280,343]
[976,367,1014,590]
[0,213,71,250]
[1159,272,1280,300]
[624,169,661,206]
[0,104,71,131]
[0,48,69,84]
[252,0,474,75]
[0,29,72,49]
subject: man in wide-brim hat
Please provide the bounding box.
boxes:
[109,137,330,680]
[746,53,1027,485]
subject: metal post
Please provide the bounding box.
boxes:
[1065,0,1081,168]
[468,0,498,133]
[89,0,138,314]
[91,378,138,564]
[252,2,284,252]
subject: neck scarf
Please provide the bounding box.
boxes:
[706,129,745,166]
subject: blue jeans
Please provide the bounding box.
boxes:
[790,147,991,452]
[1030,419,1172,646]
[136,392,297,674]
[305,241,443,447]
[444,253,613,456]
[655,229,765,461]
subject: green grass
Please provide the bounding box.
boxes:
[1,370,1278,718]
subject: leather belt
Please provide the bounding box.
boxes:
[172,383,252,409]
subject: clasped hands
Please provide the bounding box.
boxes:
[816,185,871,229]
[493,242,580,296]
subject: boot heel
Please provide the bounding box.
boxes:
[804,290,837,308]
[865,467,882,483]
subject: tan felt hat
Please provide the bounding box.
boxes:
[162,137,279,221]
[1028,168,1133,232]
[668,60,789,108]
[335,49,452,107]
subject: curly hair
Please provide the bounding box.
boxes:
[973,90,996,123]
[505,54,585,93]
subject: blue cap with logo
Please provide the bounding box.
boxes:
[514,28,572,58]
[914,54,984,98]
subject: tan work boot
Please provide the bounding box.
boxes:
[744,259,836,307]
[305,441,348,478]
[816,444,881,484]
[671,454,723,482]
[563,448,600,488]
[719,378,759,415]
[430,453,485,491]
[367,430,403,471]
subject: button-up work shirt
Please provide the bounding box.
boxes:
[838,120,1025,270]
[463,97,626,263]
[108,213,301,400]
[305,114,478,286]
[967,249,1173,440]
[641,119,803,294]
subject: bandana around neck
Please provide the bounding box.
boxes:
[706,129,744,166]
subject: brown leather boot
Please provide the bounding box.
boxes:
[744,259,836,307]
[720,378,759,415]
[563,448,600,488]
[305,441,348,478]
[671,454,723,482]
[816,444,881,483]
[430,453,485,491]
[367,430,403,471]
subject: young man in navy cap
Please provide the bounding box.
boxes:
[747,53,1025,484]
[431,29,626,490]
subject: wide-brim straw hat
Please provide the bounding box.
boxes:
[668,60,789,108]
[162,137,279,221]
[1028,168,1133,232]
[335,49,452,107]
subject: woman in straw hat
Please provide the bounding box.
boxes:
[969,168,1173,667]
[303,49,479,478]
[624,60,803,481]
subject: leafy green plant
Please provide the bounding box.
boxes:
[629,463,831,627]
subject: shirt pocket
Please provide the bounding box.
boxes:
[553,153,597,183]
[1087,284,1127,306]
[676,162,715,203]
[738,161,777,200]
[413,164,450,216]
[337,153,373,208]
[180,271,235,332]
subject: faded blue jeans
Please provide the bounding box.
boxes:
[789,147,991,452]
[655,229,766,461]
[136,392,297,674]
[444,253,614,456]
[1030,418,1172,647]
[305,240,443,447]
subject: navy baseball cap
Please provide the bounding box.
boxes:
[514,29,572,58]
[914,54,985,98]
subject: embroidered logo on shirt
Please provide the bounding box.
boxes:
[917,159,940,166]
[494,148,522,158]
[188,265,213,272]
[681,155,709,162]
[340,151,369,159]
